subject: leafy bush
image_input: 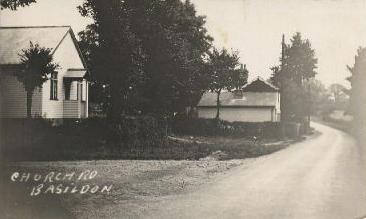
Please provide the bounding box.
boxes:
[171,118,281,139]
[1,116,167,161]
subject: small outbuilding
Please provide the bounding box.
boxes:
[197,77,280,122]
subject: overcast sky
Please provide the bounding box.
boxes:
[2,0,366,87]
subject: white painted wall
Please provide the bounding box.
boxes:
[198,107,274,122]
[0,31,88,119]
[41,32,86,118]
[0,71,42,118]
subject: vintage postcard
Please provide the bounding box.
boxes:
[1,0,366,218]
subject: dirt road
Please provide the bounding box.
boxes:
[142,123,366,219]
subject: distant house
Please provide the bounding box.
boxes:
[197,77,280,122]
[0,26,89,119]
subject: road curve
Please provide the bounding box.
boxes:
[143,123,366,219]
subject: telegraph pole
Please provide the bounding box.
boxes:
[280,34,286,123]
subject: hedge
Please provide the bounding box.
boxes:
[171,118,281,139]
[0,116,167,161]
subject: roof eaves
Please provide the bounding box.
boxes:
[68,28,89,73]
[198,105,275,108]
[51,27,71,56]
[0,25,71,29]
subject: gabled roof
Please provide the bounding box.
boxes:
[242,77,279,92]
[0,26,87,69]
[197,77,279,107]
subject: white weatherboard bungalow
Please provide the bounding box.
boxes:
[0,26,88,119]
[197,77,280,122]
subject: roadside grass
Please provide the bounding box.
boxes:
[2,118,286,162]
[3,131,290,162]
[312,110,352,133]
[1,119,295,218]
[3,159,245,219]
[165,135,292,160]
[1,135,293,218]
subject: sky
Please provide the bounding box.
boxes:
[1,0,366,87]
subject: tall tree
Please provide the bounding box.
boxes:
[0,0,35,10]
[272,33,318,125]
[130,0,212,115]
[78,0,145,120]
[78,0,213,118]
[347,47,366,134]
[207,48,248,119]
[16,42,59,118]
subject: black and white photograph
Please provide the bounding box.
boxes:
[0,0,366,218]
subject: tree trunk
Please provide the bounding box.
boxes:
[26,91,33,119]
[215,90,221,119]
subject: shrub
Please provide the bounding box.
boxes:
[171,118,281,139]
[1,116,167,161]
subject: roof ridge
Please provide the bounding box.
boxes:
[0,25,71,29]
[241,76,279,91]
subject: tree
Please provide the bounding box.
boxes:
[232,64,249,90]
[328,83,348,108]
[1,0,36,10]
[347,47,366,133]
[16,42,59,118]
[269,66,281,87]
[272,33,318,125]
[78,0,213,118]
[78,0,145,120]
[303,79,331,116]
[207,48,248,119]
[130,0,212,116]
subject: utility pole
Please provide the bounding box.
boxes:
[280,34,286,123]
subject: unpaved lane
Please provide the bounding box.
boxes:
[142,123,366,219]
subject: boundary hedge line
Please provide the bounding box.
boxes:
[171,118,281,139]
[0,116,167,161]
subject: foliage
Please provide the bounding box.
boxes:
[271,32,318,123]
[232,64,249,90]
[172,118,281,139]
[269,66,280,87]
[1,116,167,161]
[15,42,59,118]
[303,79,335,116]
[207,48,248,119]
[78,0,213,119]
[0,0,35,10]
[285,33,317,84]
[78,1,144,120]
[347,47,366,131]
[328,83,349,110]
[1,118,288,161]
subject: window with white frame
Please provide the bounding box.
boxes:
[81,81,87,101]
[50,72,58,100]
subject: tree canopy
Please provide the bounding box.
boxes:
[0,0,36,10]
[78,0,213,119]
[271,32,318,123]
[207,48,248,119]
[347,47,366,130]
[16,42,59,118]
